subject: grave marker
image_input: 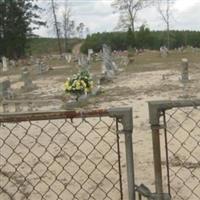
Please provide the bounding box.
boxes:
[2,56,8,72]
[181,58,189,82]
[0,80,13,99]
[21,68,35,91]
[88,49,94,62]
[101,44,118,80]
[64,53,72,63]
[160,46,169,57]
[36,60,48,74]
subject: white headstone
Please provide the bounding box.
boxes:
[102,44,118,78]
[88,49,94,62]
[181,58,189,82]
[2,56,8,72]
[64,53,72,64]
[160,46,168,57]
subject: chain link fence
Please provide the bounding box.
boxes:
[149,100,200,200]
[0,108,135,200]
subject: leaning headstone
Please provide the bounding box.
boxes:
[0,80,13,99]
[102,44,113,71]
[88,49,94,62]
[21,68,35,91]
[2,56,8,72]
[181,58,189,82]
[101,44,118,80]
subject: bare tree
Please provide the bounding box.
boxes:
[85,27,90,37]
[76,22,85,38]
[79,23,85,38]
[157,0,174,49]
[112,0,152,32]
[62,1,74,52]
[49,0,62,55]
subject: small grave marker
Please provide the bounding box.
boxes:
[181,58,189,82]
[36,60,48,74]
[88,49,94,62]
[0,80,13,99]
[21,68,36,91]
[64,53,72,64]
[2,56,8,72]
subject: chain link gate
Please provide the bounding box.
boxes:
[0,108,135,200]
[148,100,200,200]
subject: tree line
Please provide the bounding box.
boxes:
[1,0,199,58]
[81,26,200,53]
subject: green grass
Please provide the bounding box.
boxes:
[27,38,82,56]
[124,50,200,73]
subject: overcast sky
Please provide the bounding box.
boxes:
[35,0,200,37]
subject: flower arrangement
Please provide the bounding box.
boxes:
[64,70,93,101]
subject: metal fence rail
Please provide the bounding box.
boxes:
[149,100,200,200]
[0,108,135,200]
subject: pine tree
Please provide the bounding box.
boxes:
[126,27,135,48]
[0,0,45,59]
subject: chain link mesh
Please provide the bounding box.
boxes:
[163,107,200,200]
[0,113,125,200]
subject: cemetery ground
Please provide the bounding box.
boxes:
[0,49,200,199]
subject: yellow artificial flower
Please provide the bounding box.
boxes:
[76,85,81,90]
[72,80,76,87]
[81,80,86,88]
[64,81,69,90]
[76,80,81,87]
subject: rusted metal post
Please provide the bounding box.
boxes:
[148,100,200,200]
[151,126,163,196]
[148,102,164,199]
[125,131,135,200]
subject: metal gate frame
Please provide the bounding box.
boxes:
[0,107,135,200]
[148,100,200,200]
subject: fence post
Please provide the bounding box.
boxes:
[148,102,164,200]
[109,107,135,200]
